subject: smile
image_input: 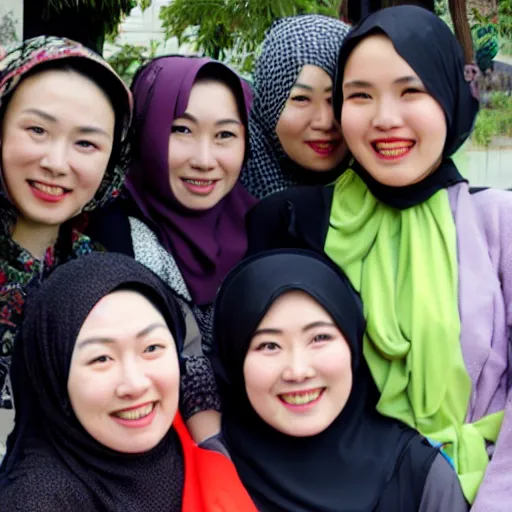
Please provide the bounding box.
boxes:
[372,140,415,160]
[279,388,325,406]
[306,140,339,156]
[112,402,155,421]
[181,178,218,196]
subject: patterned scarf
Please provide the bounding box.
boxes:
[241,15,351,199]
[0,36,133,408]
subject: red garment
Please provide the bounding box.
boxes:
[175,414,257,511]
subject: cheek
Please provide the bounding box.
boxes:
[341,105,366,145]
[220,144,245,179]
[153,354,180,400]
[318,343,352,390]
[72,153,110,194]
[243,355,279,400]
[168,139,189,175]
[276,107,306,144]
[1,131,40,175]
[68,369,114,416]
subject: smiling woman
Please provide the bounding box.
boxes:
[0,253,257,511]
[0,36,132,419]
[212,249,468,512]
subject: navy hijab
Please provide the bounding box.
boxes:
[333,5,480,209]
[213,249,437,511]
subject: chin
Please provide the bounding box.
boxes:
[276,422,328,438]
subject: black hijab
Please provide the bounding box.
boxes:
[0,253,186,511]
[333,5,480,209]
[213,249,437,512]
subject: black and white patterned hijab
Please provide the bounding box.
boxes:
[241,15,351,199]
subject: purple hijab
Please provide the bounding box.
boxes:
[125,56,257,305]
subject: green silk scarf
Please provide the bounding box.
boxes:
[325,169,503,503]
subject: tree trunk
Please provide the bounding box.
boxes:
[23,0,105,54]
[449,0,474,64]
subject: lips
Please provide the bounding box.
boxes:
[372,139,415,158]
[306,140,340,156]
[112,402,155,420]
[29,180,70,196]
[279,388,325,406]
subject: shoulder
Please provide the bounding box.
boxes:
[419,454,469,512]
[1,459,91,512]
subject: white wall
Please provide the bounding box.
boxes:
[0,0,23,44]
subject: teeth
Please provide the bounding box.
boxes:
[375,141,414,149]
[280,389,322,405]
[184,179,214,186]
[114,403,154,420]
[378,148,411,157]
[32,182,66,196]
[313,142,332,149]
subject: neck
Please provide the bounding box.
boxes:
[12,217,60,260]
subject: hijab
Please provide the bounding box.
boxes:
[241,15,351,199]
[0,36,133,409]
[213,249,436,512]
[0,252,186,510]
[124,56,256,306]
[325,8,502,503]
[332,5,479,209]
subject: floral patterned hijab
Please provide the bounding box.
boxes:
[0,36,133,409]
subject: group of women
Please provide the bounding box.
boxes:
[0,4,509,511]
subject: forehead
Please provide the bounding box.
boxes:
[5,68,113,117]
[294,64,332,88]
[78,290,165,335]
[344,34,418,81]
[258,290,333,328]
[185,80,240,117]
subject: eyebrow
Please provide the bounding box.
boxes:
[292,82,332,93]
[76,322,168,349]
[253,321,336,337]
[343,76,420,89]
[177,112,241,126]
[22,108,112,138]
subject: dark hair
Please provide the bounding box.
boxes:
[0,57,130,171]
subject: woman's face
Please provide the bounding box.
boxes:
[68,290,180,454]
[243,290,352,437]
[341,34,447,187]
[275,64,346,172]
[168,79,246,211]
[1,69,115,226]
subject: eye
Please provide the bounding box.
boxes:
[171,125,191,134]
[217,130,236,140]
[402,87,423,95]
[290,95,310,103]
[326,97,333,105]
[88,355,112,365]
[144,343,165,354]
[76,140,98,149]
[255,341,281,352]
[312,333,333,343]
[346,92,371,100]
[27,126,45,135]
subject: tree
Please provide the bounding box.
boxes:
[23,0,151,54]
[159,0,341,73]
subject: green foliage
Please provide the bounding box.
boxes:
[159,0,341,73]
[106,40,159,84]
[472,93,512,147]
[45,0,151,35]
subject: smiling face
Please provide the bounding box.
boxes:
[68,290,180,454]
[275,64,347,172]
[168,79,246,211]
[243,290,352,437]
[1,68,115,227]
[341,34,447,187]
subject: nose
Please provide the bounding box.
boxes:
[281,348,316,382]
[115,360,151,398]
[310,100,335,131]
[372,97,403,131]
[190,137,216,171]
[40,140,70,176]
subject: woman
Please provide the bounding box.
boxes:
[89,56,256,353]
[246,6,511,509]
[241,14,351,199]
[0,252,257,511]
[213,249,468,511]
[0,36,132,412]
